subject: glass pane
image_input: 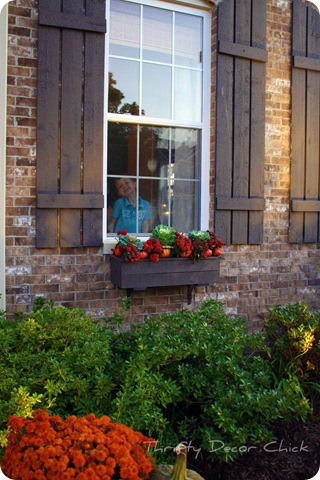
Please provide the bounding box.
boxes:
[108,177,152,234]
[142,63,172,118]
[139,126,170,178]
[175,13,202,68]
[110,0,140,59]
[108,58,139,114]
[174,68,202,122]
[171,180,199,232]
[107,123,137,176]
[143,6,172,63]
[139,178,168,230]
[171,128,200,179]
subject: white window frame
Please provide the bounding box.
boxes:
[103,0,211,253]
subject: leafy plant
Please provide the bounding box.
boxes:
[106,301,312,462]
[187,230,210,243]
[151,225,176,246]
[0,302,114,437]
[0,299,315,465]
[117,231,143,250]
[264,301,320,403]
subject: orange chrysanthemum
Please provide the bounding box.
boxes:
[1,410,155,480]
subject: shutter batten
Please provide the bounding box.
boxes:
[39,11,106,32]
[36,0,106,248]
[37,194,104,209]
[218,40,268,63]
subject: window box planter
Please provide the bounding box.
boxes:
[110,255,221,291]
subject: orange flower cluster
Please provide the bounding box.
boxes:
[2,410,155,480]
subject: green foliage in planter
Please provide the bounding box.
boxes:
[187,230,210,242]
[0,299,314,464]
[151,224,176,246]
[264,301,320,401]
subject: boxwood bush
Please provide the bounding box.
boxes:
[0,299,315,463]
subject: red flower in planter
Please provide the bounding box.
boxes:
[112,232,143,262]
[142,238,163,261]
[149,253,160,262]
[206,230,223,255]
[172,232,194,258]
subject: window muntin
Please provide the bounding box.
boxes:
[106,0,209,237]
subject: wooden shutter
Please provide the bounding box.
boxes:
[290,0,320,243]
[36,0,106,248]
[215,0,267,245]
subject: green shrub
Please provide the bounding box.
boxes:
[108,300,311,462]
[0,301,114,429]
[0,299,314,463]
[264,301,320,403]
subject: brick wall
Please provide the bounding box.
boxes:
[5,0,320,326]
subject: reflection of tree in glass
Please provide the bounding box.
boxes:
[120,102,140,115]
[108,73,144,115]
[108,72,124,113]
[107,122,134,176]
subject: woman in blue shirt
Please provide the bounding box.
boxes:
[108,178,151,233]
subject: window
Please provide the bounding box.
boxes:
[105,0,210,238]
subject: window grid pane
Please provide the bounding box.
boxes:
[107,122,200,234]
[108,0,203,123]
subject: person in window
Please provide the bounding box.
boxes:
[108,177,151,233]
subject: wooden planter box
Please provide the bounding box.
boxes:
[110,255,221,290]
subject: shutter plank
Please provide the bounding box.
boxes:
[233,55,250,243]
[60,28,83,247]
[290,67,306,243]
[36,26,60,248]
[60,0,84,248]
[250,1,267,244]
[215,0,235,244]
[252,0,267,48]
[249,60,265,244]
[232,0,251,244]
[290,0,307,243]
[83,31,105,246]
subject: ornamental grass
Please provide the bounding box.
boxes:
[2,409,155,480]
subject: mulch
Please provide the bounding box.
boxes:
[190,415,320,480]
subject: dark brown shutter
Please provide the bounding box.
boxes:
[215,0,267,245]
[290,0,320,243]
[36,0,106,248]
